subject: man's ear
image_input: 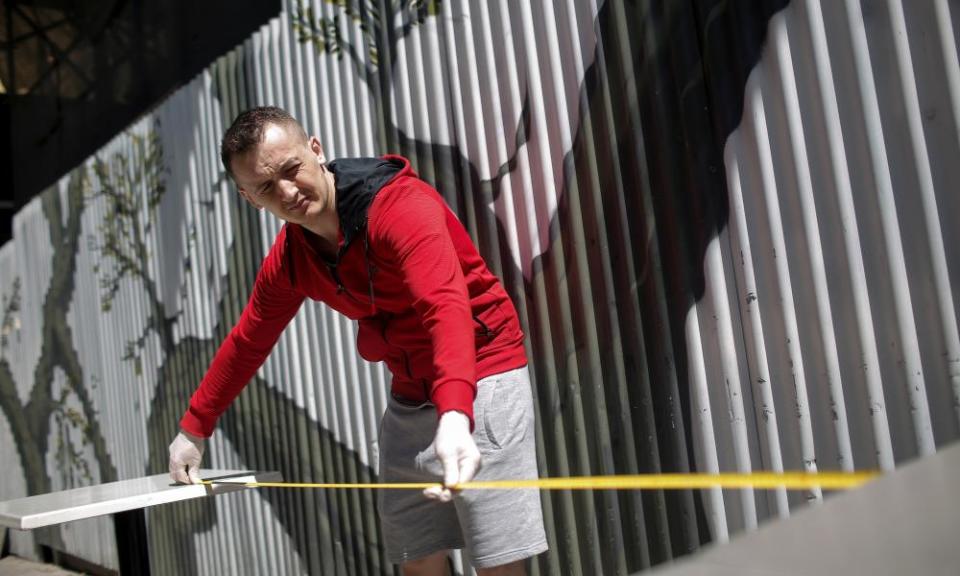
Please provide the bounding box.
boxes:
[309,136,325,164]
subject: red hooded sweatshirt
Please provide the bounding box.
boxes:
[180,155,527,437]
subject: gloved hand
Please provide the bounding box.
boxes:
[423,411,481,502]
[169,430,206,485]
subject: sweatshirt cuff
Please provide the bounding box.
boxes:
[431,379,476,430]
[180,407,214,438]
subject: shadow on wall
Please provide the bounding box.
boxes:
[387,0,790,570]
[147,336,390,575]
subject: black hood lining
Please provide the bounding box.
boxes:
[328,157,404,254]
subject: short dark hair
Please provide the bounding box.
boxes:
[220,106,308,176]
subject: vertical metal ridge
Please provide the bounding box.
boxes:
[724,141,790,519]
[843,0,934,457]
[704,234,758,530]
[887,0,960,437]
[583,0,670,563]
[685,303,728,541]
[771,11,854,472]
[801,0,894,471]
[537,0,627,571]
[561,0,652,565]
[500,0,587,572]
[935,0,960,145]
[450,0,490,261]
[749,77,822,501]
[616,0,703,554]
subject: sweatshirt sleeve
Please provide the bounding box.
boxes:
[370,180,477,426]
[180,234,305,437]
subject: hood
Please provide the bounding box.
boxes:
[328,156,406,250]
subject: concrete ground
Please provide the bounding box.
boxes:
[0,556,79,575]
[646,441,960,576]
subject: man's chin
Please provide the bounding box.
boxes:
[301,205,321,221]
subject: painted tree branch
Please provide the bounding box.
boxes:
[47,174,117,483]
[9,171,119,497]
[0,279,20,352]
[91,128,173,357]
[0,359,49,495]
[291,0,440,84]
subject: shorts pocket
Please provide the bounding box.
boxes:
[481,373,529,450]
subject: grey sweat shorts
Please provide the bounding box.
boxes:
[378,366,548,568]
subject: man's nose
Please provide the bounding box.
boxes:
[278,179,299,200]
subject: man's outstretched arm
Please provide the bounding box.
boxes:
[170,233,304,483]
[371,180,481,500]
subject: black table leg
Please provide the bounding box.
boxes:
[114,508,150,575]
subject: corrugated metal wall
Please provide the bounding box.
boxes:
[1,0,958,574]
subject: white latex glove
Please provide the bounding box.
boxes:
[169,431,206,485]
[423,411,481,502]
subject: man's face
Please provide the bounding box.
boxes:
[230,123,332,226]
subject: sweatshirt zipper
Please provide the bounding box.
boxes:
[327,263,365,306]
[473,314,495,339]
[325,233,377,317]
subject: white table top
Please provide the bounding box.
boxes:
[0,469,281,530]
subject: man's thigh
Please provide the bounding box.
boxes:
[453,367,547,568]
[379,396,465,565]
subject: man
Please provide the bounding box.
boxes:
[168,106,547,575]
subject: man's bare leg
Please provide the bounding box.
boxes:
[402,554,525,576]
[401,551,450,576]
[477,559,526,576]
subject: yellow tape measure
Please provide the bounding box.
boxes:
[204,471,879,491]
